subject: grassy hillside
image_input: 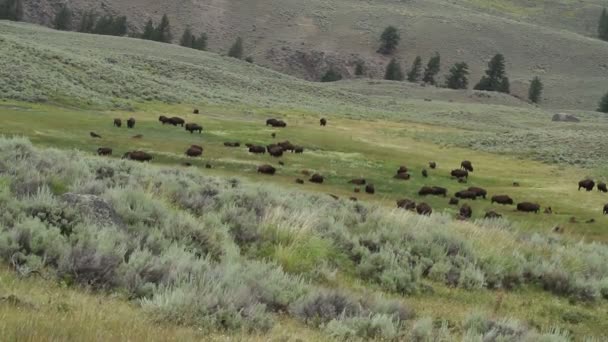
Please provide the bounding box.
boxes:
[18,0,608,110]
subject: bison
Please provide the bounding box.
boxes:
[271,133,276,138]
[320,118,327,126]
[97,147,112,156]
[248,145,266,154]
[394,172,410,180]
[90,132,102,138]
[451,169,468,179]
[485,211,502,219]
[604,203,608,215]
[169,117,185,127]
[461,160,474,172]
[431,186,447,197]
[309,174,324,184]
[459,204,472,219]
[578,179,595,191]
[429,161,436,169]
[517,202,540,213]
[159,115,169,124]
[193,109,199,114]
[266,119,287,127]
[268,146,284,157]
[422,169,428,178]
[186,146,203,157]
[122,151,152,162]
[294,146,304,154]
[257,164,276,175]
[113,118,122,127]
[416,202,432,216]
[598,182,607,193]
[365,184,375,194]
[455,190,477,200]
[467,187,487,199]
[491,195,513,205]
[397,166,408,174]
[185,123,203,134]
[449,197,459,205]
[348,178,366,185]
[278,141,295,151]
[397,199,416,210]
[127,118,135,129]
[418,186,434,196]
[224,142,240,147]
[295,178,304,184]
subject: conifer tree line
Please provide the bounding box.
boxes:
[0,0,23,21]
[599,8,608,41]
[78,10,127,36]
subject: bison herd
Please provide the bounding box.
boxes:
[93,112,608,221]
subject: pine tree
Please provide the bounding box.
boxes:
[180,27,195,47]
[598,92,608,113]
[142,19,155,40]
[407,56,422,82]
[321,69,342,82]
[422,53,441,85]
[384,58,404,81]
[377,26,400,55]
[113,16,128,36]
[528,77,543,103]
[599,8,608,41]
[154,14,172,43]
[193,33,207,50]
[78,11,97,33]
[54,5,72,31]
[0,0,23,21]
[445,62,469,89]
[474,53,510,93]
[228,37,244,59]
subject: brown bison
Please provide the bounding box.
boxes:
[485,211,502,219]
[517,202,540,213]
[122,151,152,162]
[127,118,135,128]
[278,141,295,151]
[365,184,375,194]
[422,169,428,178]
[268,146,284,157]
[416,202,432,216]
[320,118,327,126]
[394,172,410,180]
[169,117,185,127]
[257,164,276,175]
[248,145,266,154]
[467,187,487,199]
[113,118,122,127]
[418,186,434,196]
[309,174,324,184]
[97,147,112,156]
[266,118,287,127]
[350,197,358,202]
[90,132,102,138]
[193,109,199,114]
[491,195,513,205]
[159,115,169,124]
[185,123,203,134]
[354,188,360,193]
[295,178,304,184]
[455,190,477,200]
[205,163,212,169]
[604,204,608,215]
[348,178,366,185]
[459,204,472,219]
[294,146,304,154]
[186,146,203,157]
[598,182,607,193]
[578,179,595,191]
[451,169,468,179]
[449,197,459,205]
[224,142,241,147]
[397,199,416,210]
[431,186,447,197]
[397,166,408,174]
[429,161,436,169]
[461,160,474,172]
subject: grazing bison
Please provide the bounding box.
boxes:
[451,169,468,179]
[268,146,284,157]
[169,117,185,127]
[185,123,203,134]
[295,178,304,184]
[422,169,428,178]
[193,109,199,114]
[397,166,408,174]
[257,164,276,175]
[578,179,595,191]
[604,204,608,215]
[186,146,203,157]
[491,195,513,205]
[431,186,447,197]
[397,199,416,210]
[320,118,327,126]
[365,184,375,194]
[449,197,459,205]
[275,120,287,127]
[418,186,434,196]
[205,164,212,169]
[485,211,502,219]
[159,115,169,124]
[349,178,366,185]
[294,146,304,154]
[517,202,540,213]
[467,187,487,199]
[127,118,135,128]
[113,118,122,127]
[278,141,295,152]
[97,147,112,156]
[461,160,474,172]
[190,144,203,151]
[248,145,266,154]
[224,142,240,147]
[90,132,102,138]
[598,182,607,193]
[394,172,410,180]
[429,161,436,169]
[309,174,324,184]
[459,204,472,219]
[416,202,432,216]
[122,151,152,162]
[455,190,477,200]
[266,119,287,127]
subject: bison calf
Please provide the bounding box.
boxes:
[429,161,436,169]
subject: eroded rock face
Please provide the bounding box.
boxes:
[552,113,580,122]
[60,193,124,228]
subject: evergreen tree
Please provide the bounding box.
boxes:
[599,8,608,41]
[321,69,342,82]
[228,37,244,59]
[193,33,208,50]
[54,4,72,31]
[78,11,97,33]
[180,27,195,47]
[384,58,404,81]
[528,76,543,103]
[598,92,608,113]
[445,62,469,89]
[0,0,23,21]
[113,16,128,36]
[154,14,172,43]
[355,62,364,76]
[407,56,422,82]
[93,15,112,34]
[422,53,441,85]
[141,19,155,40]
[377,26,400,55]
[474,53,510,93]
